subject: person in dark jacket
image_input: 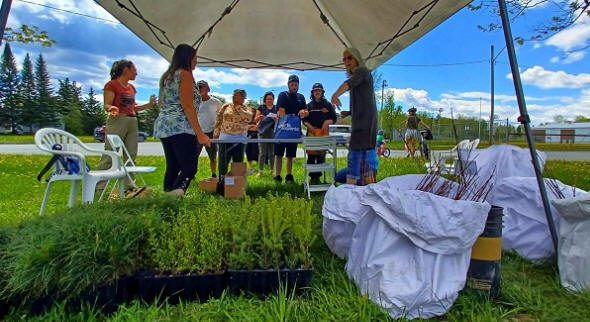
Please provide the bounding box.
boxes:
[331,47,378,185]
[302,83,337,184]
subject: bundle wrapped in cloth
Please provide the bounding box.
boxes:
[323,175,491,319]
[487,176,586,261]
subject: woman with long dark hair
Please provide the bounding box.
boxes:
[153,44,210,197]
[96,59,156,197]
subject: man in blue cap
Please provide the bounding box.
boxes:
[274,74,308,183]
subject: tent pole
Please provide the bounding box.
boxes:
[497,0,558,253]
[0,0,12,46]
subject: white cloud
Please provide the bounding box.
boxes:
[545,16,590,52]
[510,66,590,89]
[550,56,560,63]
[380,86,589,126]
[12,0,118,25]
[196,68,291,88]
[126,54,169,88]
[563,51,585,64]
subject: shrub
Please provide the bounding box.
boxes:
[149,196,230,274]
[226,193,316,270]
[0,200,162,302]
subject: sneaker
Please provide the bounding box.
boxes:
[273,175,282,183]
[166,188,185,198]
[285,174,295,184]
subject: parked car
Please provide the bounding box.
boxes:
[329,124,351,146]
[93,126,149,143]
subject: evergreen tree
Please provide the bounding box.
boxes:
[34,54,59,127]
[138,104,158,135]
[81,87,106,134]
[58,78,84,134]
[19,54,36,132]
[0,43,21,132]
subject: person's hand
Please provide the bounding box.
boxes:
[255,114,264,122]
[298,109,309,118]
[108,106,119,117]
[322,122,330,134]
[340,111,350,118]
[149,95,157,108]
[331,95,341,109]
[198,133,211,147]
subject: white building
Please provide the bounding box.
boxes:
[531,122,590,144]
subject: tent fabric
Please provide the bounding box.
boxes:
[552,195,590,292]
[96,0,471,70]
[487,176,587,261]
[322,175,490,319]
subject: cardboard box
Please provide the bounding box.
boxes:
[198,177,219,193]
[229,162,247,176]
[224,175,246,199]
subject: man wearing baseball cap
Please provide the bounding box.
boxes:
[196,80,222,178]
[274,74,308,183]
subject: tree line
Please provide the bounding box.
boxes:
[0,43,105,135]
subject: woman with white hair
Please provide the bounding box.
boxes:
[331,48,378,185]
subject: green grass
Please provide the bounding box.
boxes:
[1,155,589,320]
[2,133,590,151]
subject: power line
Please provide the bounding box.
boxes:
[382,59,488,67]
[16,0,121,24]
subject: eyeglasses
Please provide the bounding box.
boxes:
[342,55,354,62]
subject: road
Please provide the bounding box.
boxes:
[0,143,589,160]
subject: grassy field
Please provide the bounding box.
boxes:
[2,134,590,152]
[0,155,589,321]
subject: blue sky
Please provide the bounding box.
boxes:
[5,0,590,126]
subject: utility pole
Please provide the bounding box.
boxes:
[490,45,505,144]
[506,117,509,142]
[490,45,495,144]
[479,97,482,139]
[380,79,387,130]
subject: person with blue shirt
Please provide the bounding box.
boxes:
[274,74,308,184]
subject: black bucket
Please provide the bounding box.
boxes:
[466,205,503,298]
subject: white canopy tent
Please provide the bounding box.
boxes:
[95,0,470,70]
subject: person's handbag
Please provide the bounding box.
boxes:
[274,114,302,139]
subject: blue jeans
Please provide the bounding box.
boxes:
[335,149,378,185]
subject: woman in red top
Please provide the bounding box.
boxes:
[96,59,156,197]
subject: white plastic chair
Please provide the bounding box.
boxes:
[106,134,156,189]
[302,136,337,199]
[35,128,127,215]
[426,139,471,174]
[450,139,481,175]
